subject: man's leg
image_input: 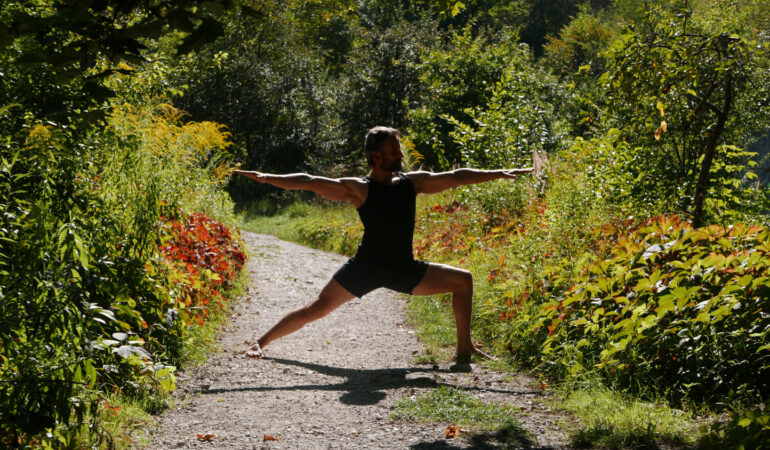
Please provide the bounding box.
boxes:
[246,278,356,357]
[410,263,491,363]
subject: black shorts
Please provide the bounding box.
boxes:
[333,257,429,298]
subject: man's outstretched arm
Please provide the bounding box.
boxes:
[408,167,533,195]
[234,170,367,206]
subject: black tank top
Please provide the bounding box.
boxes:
[354,172,416,267]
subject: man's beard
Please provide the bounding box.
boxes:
[384,159,404,171]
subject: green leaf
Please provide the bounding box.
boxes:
[84,360,97,388]
[658,295,675,315]
[656,101,665,117]
[737,418,753,427]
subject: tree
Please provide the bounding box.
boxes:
[407,28,525,169]
[1,0,235,128]
[600,1,770,226]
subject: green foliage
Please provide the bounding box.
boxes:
[519,0,594,57]
[447,59,568,170]
[293,208,362,257]
[407,28,528,168]
[542,9,619,80]
[104,101,237,224]
[540,155,615,263]
[598,1,770,224]
[171,0,440,203]
[337,12,438,166]
[0,95,243,445]
[457,180,529,221]
[541,9,620,138]
[506,216,769,405]
[0,0,234,127]
[171,4,345,183]
[700,407,770,449]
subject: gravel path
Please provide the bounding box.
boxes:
[146,232,571,449]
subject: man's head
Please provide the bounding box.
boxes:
[364,126,402,170]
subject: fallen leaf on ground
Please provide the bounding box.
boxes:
[445,424,460,438]
[539,380,549,390]
[196,433,216,441]
[263,434,281,441]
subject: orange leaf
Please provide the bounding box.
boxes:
[263,435,281,441]
[445,424,460,438]
[548,323,557,336]
[196,433,216,441]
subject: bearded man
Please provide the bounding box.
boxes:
[235,126,532,368]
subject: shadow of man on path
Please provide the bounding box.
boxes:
[200,357,540,407]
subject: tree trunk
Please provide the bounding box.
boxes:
[691,73,733,228]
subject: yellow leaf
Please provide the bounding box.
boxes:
[654,121,667,141]
[656,101,666,117]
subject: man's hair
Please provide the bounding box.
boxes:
[364,126,399,167]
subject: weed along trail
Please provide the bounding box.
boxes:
[147,232,570,449]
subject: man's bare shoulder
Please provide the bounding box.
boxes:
[404,170,433,181]
[337,176,368,188]
[337,176,367,182]
[337,176,368,207]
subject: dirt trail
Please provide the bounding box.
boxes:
[146,232,570,449]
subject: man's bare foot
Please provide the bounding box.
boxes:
[244,341,266,359]
[455,343,497,365]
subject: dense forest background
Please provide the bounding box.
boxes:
[168,0,770,227]
[1,0,769,447]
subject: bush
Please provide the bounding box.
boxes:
[0,98,243,446]
[700,407,770,449]
[501,215,770,405]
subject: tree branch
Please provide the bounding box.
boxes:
[687,81,721,117]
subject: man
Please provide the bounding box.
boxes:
[234,126,533,367]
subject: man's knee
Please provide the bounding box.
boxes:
[300,297,333,321]
[453,269,473,293]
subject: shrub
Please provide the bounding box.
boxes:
[500,215,770,405]
[0,98,242,446]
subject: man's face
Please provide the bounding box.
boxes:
[377,137,404,172]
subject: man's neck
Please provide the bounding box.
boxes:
[367,168,399,184]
